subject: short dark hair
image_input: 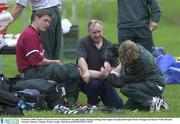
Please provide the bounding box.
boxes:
[32,9,52,21]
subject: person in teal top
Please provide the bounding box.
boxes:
[117,0,161,52]
[101,40,169,111]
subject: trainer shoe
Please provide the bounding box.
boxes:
[54,104,75,114]
[54,104,79,114]
[54,104,97,114]
[150,97,169,112]
[159,98,169,110]
[76,104,97,114]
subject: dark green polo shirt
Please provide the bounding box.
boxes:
[77,36,119,71]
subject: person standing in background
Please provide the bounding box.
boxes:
[0,0,62,59]
[117,0,161,52]
[0,0,9,74]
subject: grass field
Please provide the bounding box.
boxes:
[1,0,180,117]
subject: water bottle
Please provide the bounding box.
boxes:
[18,99,35,111]
[18,100,26,111]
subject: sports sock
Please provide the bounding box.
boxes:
[66,96,76,107]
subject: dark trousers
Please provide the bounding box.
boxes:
[118,26,154,52]
[24,63,80,97]
[31,6,62,59]
[80,79,123,109]
[120,81,163,110]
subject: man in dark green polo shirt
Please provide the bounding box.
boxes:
[102,40,169,111]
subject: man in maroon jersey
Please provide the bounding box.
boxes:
[16,9,80,110]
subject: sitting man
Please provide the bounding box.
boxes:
[16,9,80,110]
[101,40,169,111]
[77,19,123,109]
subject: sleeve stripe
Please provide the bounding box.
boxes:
[26,50,39,57]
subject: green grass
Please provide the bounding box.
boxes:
[22,84,180,117]
[1,0,180,117]
[2,85,180,118]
